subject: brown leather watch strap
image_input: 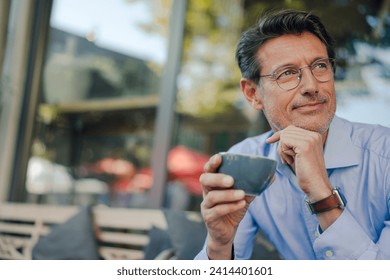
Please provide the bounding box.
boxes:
[306,189,345,215]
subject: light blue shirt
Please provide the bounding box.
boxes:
[195,116,390,260]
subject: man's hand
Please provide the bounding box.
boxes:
[266,125,342,230]
[266,125,332,202]
[200,154,253,259]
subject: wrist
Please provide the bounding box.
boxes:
[207,239,234,260]
[303,181,333,202]
[305,188,345,215]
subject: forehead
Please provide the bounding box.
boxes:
[257,32,328,71]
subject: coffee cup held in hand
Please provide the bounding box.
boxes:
[216,153,277,196]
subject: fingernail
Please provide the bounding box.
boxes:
[223,176,233,185]
[234,190,245,198]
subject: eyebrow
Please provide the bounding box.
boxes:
[271,56,329,72]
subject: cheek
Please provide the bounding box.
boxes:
[262,89,291,115]
[262,96,292,125]
[260,85,294,126]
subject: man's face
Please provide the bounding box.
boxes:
[254,32,336,134]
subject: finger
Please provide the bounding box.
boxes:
[282,153,294,165]
[202,189,245,210]
[277,144,286,165]
[203,154,222,173]
[279,152,289,165]
[278,126,323,153]
[277,137,297,163]
[282,148,296,157]
[265,131,280,144]
[203,199,247,221]
[278,146,295,165]
[200,173,234,197]
[277,143,295,164]
[200,173,234,189]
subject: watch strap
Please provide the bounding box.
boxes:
[306,189,345,215]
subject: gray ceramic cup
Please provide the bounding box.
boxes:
[216,152,277,196]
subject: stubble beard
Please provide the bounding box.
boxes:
[263,103,336,135]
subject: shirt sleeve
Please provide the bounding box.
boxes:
[314,155,390,260]
[313,208,390,259]
[232,206,259,259]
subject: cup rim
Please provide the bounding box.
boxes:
[219,152,276,163]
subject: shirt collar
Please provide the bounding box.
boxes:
[323,115,360,169]
[269,115,360,173]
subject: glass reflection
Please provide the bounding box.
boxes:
[27,0,172,207]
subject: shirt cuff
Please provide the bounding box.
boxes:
[194,245,235,260]
[313,208,373,259]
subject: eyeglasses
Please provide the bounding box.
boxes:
[259,58,335,91]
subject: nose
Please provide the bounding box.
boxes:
[298,67,319,95]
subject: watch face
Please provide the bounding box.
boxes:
[334,189,345,208]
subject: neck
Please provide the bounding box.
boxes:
[321,129,329,146]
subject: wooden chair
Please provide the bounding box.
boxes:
[0,202,168,260]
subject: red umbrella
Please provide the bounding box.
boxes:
[167,145,209,195]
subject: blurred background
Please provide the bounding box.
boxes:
[1,0,389,211]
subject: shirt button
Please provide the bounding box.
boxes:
[314,231,319,237]
[325,250,334,257]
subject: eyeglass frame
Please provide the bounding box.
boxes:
[259,57,336,91]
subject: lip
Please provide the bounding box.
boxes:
[293,101,325,112]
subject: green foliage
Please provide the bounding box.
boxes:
[242,0,377,46]
[178,0,244,119]
[130,0,385,120]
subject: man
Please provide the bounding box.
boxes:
[195,9,390,260]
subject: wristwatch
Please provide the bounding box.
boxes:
[305,189,345,215]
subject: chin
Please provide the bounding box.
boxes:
[293,118,333,134]
[292,109,336,134]
[267,110,335,134]
[297,124,329,134]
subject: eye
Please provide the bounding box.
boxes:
[313,61,329,70]
[276,68,298,80]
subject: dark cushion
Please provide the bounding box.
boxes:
[250,229,281,260]
[163,210,207,260]
[143,226,173,260]
[32,206,100,260]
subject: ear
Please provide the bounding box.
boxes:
[240,78,264,110]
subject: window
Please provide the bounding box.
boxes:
[26,0,173,207]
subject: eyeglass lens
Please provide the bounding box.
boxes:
[276,59,334,90]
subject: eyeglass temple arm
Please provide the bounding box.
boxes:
[259,73,275,78]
